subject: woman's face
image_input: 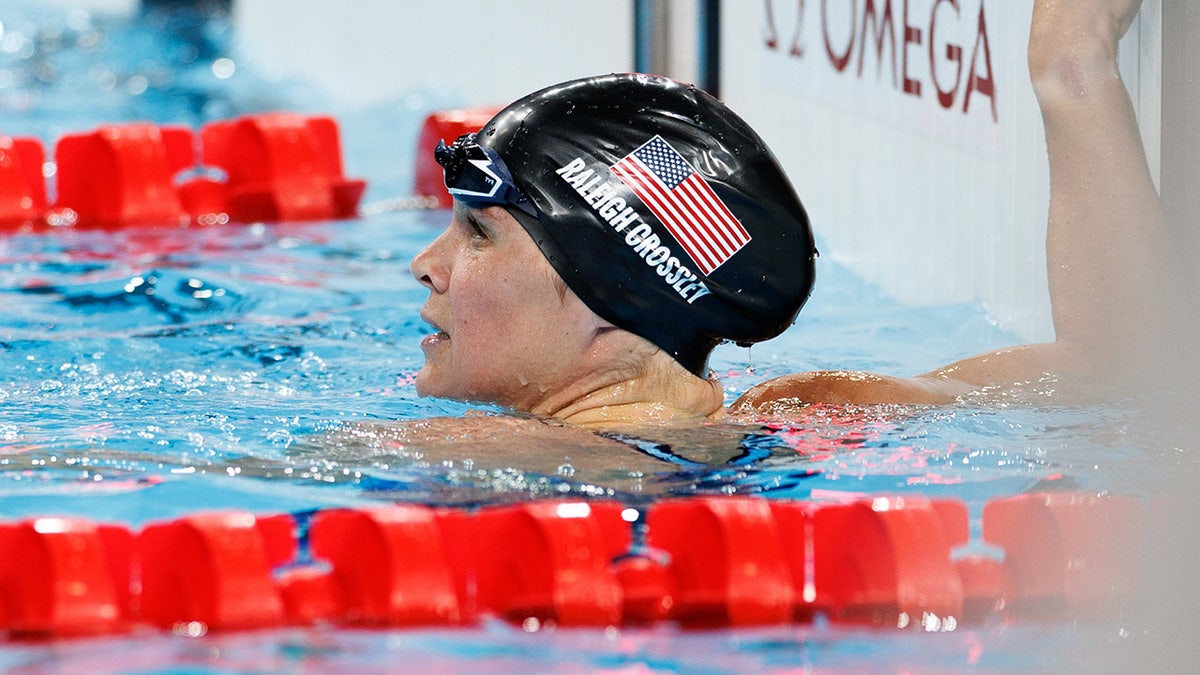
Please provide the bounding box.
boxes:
[409,204,605,409]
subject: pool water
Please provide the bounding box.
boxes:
[1,1,1193,671]
[0,212,1144,521]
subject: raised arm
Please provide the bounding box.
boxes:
[735,0,1181,410]
[927,0,1178,390]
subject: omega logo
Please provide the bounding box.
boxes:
[764,0,998,122]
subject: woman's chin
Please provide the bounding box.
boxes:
[413,368,437,398]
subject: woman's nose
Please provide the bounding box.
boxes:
[410,232,449,293]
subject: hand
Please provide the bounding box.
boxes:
[1029,0,1144,79]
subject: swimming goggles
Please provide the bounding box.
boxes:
[435,133,538,217]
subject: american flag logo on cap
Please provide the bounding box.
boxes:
[610,135,752,275]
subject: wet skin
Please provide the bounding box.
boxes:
[410,203,612,411]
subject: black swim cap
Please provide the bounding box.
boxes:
[468,73,817,376]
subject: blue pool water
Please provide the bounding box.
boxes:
[2,212,1152,523]
[0,2,1191,671]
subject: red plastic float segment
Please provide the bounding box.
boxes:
[766,500,816,621]
[954,555,1007,621]
[275,565,346,626]
[54,124,194,227]
[472,501,629,626]
[646,497,795,627]
[200,112,366,222]
[307,505,461,626]
[176,175,229,222]
[445,501,629,626]
[0,136,47,227]
[983,492,1143,617]
[611,553,676,625]
[925,500,1005,622]
[97,523,136,623]
[254,512,297,569]
[136,511,285,631]
[306,116,367,217]
[0,517,129,636]
[432,507,477,619]
[803,496,964,625]
[930,499,970,547]
[414,107,503,208]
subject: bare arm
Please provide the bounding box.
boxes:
[936,0,1168,378]
[736,0,1180,410]
[926,0,1179,391]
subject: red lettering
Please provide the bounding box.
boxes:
[823,0,856,72]
[963,1,998,121]
[765,0,809,56]
[791,0,808,56]
[857,0,898,86]
[901,0,922,96]
[929,0,963,110]
[765,0,779,50]
[765,0,999,122]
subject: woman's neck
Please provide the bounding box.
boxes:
[529,349,726,426]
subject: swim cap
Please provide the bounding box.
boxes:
[449,73,817,376]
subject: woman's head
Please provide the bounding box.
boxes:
[417,73,817,408]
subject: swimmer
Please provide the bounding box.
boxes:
[409,0,1186,427]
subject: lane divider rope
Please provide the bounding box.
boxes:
[0,492,1148,637]
[1,113,367,229]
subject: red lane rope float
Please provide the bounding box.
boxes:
[646,498,794,627]
[0,113,366,230]
[55,124,197,228]
[7,105,518,228]
[0,136,48,228]
[982,492,1143,618]
[805,497,966,625]
[306,506,461,626]
[0,518,129,636]
[0,492,1147,638]
[137,512,287,631]
[201,113,366,223]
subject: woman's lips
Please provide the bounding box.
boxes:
[421,330,449,350]
[419,310,448,350]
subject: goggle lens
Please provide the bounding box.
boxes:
[435,133,537,217]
